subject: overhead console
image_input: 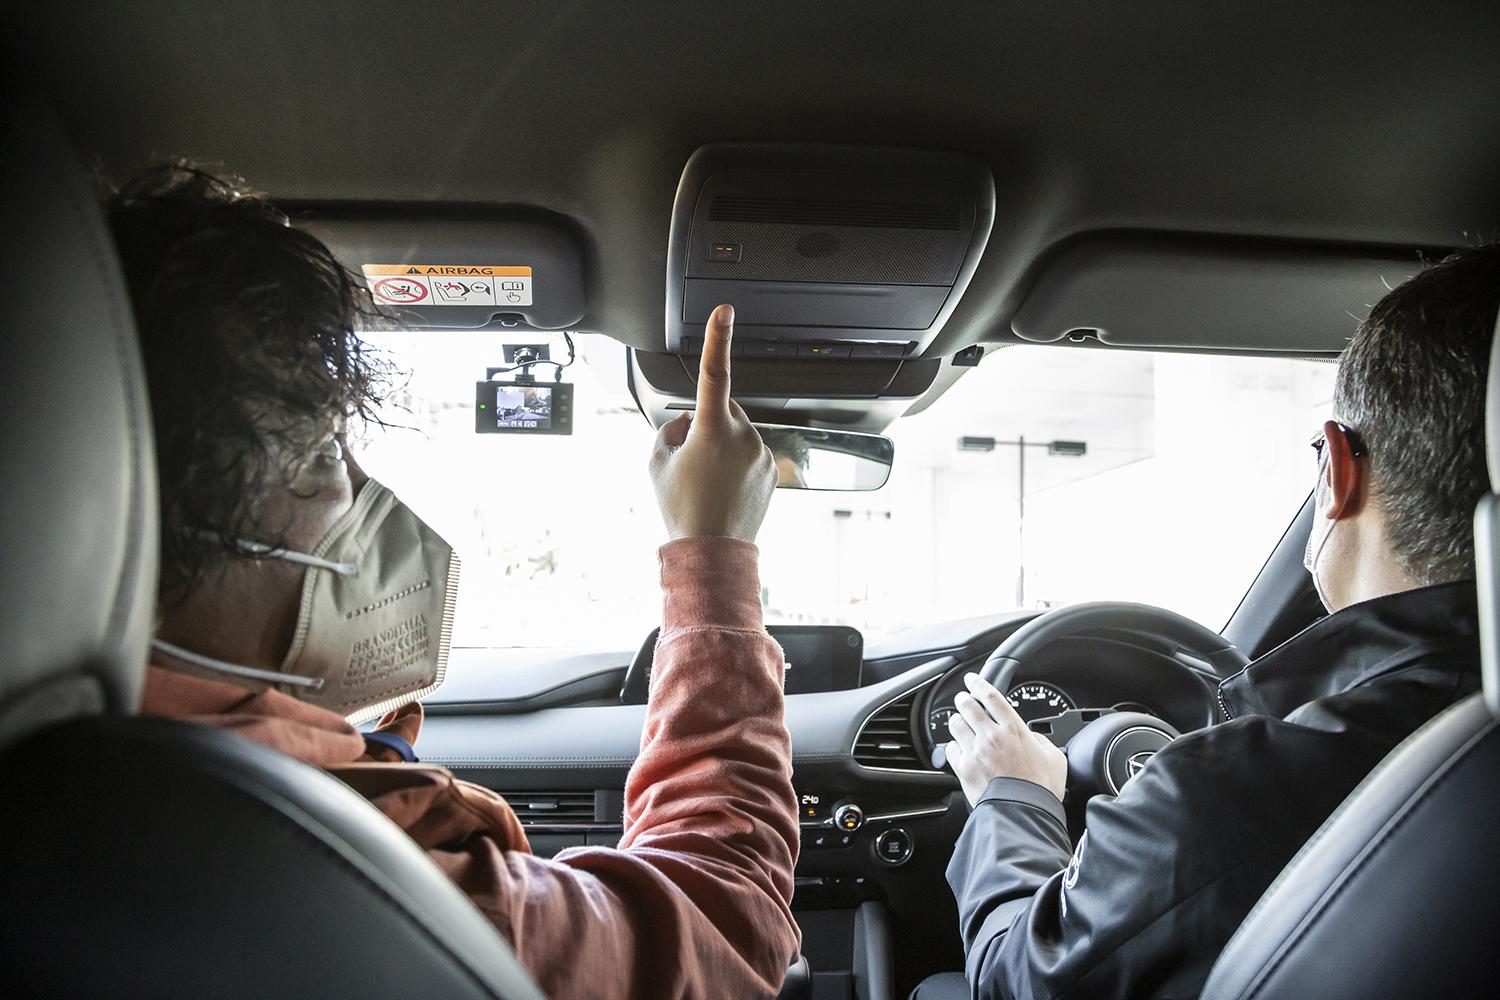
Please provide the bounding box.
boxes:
[294,209,587,331]
[629,346,946,434]
[665,143,995,360]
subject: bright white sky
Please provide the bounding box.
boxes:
[353,332,1336,651]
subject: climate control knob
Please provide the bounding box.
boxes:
[833,802,864,832]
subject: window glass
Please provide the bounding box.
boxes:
[352,333,1336,649]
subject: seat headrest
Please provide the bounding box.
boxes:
[1477,305,1500,717]
[0,94,158,748]
[1489,305,1500,493]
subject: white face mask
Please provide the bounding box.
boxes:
[1304,450,1338,611]
[154,480,460,724]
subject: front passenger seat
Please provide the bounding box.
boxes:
[0,94,544,1000]
[1200,306,1500,998]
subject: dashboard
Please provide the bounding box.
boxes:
[620,624,865,703]
[414,611,1226,992]
[925,679,1086,742]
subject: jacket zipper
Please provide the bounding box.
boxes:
[1216,686,1234,721]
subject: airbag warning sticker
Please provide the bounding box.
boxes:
[362,264,532,307]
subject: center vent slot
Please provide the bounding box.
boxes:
[853,691,929,770]
[500,791,599,825]
[709,196,960,231]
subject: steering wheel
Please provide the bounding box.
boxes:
[942,602,1247,806]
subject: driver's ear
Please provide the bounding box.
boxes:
[1321,419,1364,521]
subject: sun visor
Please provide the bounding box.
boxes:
[666,143,994,359]
[1011,235,1423,352]
[295,211,586,331]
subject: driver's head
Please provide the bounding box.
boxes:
[106,163,387,664]
[1311,243,1500,611]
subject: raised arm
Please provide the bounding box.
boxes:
[423,305,797,1000]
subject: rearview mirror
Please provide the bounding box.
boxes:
[753,424,894,491]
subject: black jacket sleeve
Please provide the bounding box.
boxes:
[947,777,1073,996]
[947,720,1333,1000]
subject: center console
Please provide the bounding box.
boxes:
[780,903,896,1000]
[790,785,968,997]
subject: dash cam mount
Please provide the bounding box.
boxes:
[475,341,574,435]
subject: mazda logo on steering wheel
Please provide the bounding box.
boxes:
[1126,750,1156,779]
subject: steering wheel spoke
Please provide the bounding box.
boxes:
[1025,707,1118,746]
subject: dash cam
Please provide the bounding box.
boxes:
[475,380,573,435]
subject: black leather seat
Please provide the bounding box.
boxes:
[0,94,544,1000]
[1200,308,1500,998]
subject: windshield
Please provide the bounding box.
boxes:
[352,333,1335,650]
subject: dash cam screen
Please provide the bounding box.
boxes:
[491,385,554,430]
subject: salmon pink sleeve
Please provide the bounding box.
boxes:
[426,537,800,1000]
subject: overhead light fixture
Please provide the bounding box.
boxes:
[958,436,1087,456]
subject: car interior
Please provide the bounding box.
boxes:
[3,4,1499,998]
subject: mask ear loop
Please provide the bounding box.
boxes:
[1306,448,1339,607]
[152,638,327,690]
[192,530,359,575]
[157,532,352,689]
[232,539,357,575]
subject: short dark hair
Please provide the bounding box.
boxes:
[105,163,390,603]
[1333,243,1500,585]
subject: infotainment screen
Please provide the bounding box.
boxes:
[619,624,863,704]
[773,626,863,695]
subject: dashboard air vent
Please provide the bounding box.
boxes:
[853,690,928,770]
[500,791,598,825]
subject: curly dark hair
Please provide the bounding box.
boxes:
[105,163,391,604]
[1333,242,1500,585]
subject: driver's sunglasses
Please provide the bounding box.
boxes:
[1310,422,1367,466]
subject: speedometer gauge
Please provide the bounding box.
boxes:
[1007,682,1076,722]
[928,704,958,741]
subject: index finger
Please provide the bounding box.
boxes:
[694,303,735,428]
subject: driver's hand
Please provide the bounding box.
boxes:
[947,673,1068,808]
[650,304,777,542]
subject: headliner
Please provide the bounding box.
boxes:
[17,1,1500,356]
